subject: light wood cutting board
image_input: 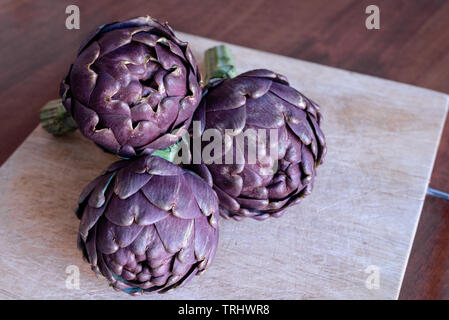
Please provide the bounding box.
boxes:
[0,33,447,300]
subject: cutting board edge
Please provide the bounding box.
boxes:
[178,32,449,107]
[0,126,47,171]
[395,94,448,299]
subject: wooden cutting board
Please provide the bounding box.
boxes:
[0,33,447,300]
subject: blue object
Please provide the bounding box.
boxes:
[427,187,449,201]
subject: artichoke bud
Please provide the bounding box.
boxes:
[76,155,219,294]
[59,16,202,158]
[191,64,327,220]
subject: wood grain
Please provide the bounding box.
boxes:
[0,0,448,299]
[0,34,446,299]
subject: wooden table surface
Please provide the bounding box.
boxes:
[0,0,448,299]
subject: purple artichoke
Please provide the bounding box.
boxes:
[60,16,201,157]
[192,69,326,221]
[76,156,219,294]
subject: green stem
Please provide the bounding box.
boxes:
[39,99,77,136]
[151,139,182,163]
[204,45,237,84]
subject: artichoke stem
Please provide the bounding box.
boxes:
[204,45,237,84]
[151,140,182,163]
[39,99,77,136]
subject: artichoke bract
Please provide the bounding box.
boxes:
[60,16,201,157]
[76,155,219,294]
[193,60,326,220]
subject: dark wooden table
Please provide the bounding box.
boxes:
[0,0,447,299]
